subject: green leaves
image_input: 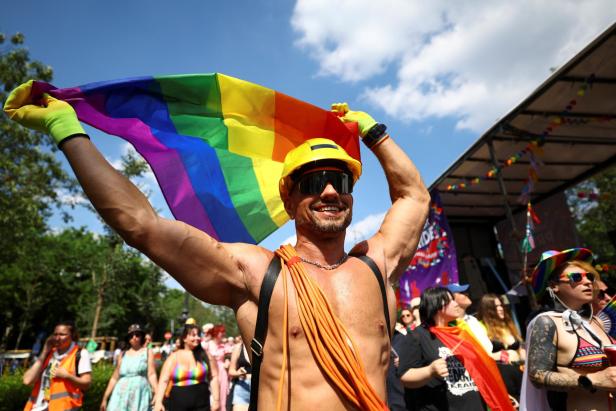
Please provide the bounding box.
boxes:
[567,166,616,280]
[0,33,238,349]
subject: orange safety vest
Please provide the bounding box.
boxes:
[23,344,84,411]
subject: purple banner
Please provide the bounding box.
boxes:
[398,190,459,305]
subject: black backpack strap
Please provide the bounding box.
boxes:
[353,254,392,340]
[75,348,81,376]
[249,256,282,411]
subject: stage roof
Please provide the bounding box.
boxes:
[430,22,616,223]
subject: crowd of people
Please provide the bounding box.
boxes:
[6,81,615,410]
[21,247,615,411]
[385,248,616,411]
[22,320,249,411]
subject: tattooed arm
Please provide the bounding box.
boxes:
[528,315,616,392]
[527,315,577,391]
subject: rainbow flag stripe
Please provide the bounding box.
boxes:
[598,296,616,338]
[33,74,360,244]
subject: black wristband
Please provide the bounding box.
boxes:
[57,133,91,150]
[578,375,596,393]
[362,123,387,148]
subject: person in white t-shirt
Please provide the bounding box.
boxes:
[22,321,92,411]
[445,283,494,354]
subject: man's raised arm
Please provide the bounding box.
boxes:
[335,104,430,281]
[3,81,250,308]
[370,135,429,280]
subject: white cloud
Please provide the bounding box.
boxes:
[107,142,158,194]
[58,190,88,206]
[281,234,297,246]
[345,212,386,248]
[292,0,616,131]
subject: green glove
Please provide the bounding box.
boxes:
[3,80,85,145]
[331,102,378,137]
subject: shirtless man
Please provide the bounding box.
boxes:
[5,83,429,410]
[523,249,616,411]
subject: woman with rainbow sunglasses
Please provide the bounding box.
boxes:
[521,248,616,411]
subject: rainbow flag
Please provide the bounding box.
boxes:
[598,296,616,338]
[32,74,360,244]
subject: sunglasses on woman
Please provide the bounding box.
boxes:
[559,271,595,285]
[296,170,353,195]
[598,288,613,300]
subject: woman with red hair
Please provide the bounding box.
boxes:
[207,325,229,411]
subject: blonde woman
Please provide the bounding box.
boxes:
[478,294,524,402]
[522,248,616,411]
[478,294,525,364]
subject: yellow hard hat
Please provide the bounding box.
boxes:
[185,317,196,325]
[279,138,362,197]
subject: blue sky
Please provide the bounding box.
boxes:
[3,1,615,288]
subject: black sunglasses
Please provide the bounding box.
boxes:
[598,288,613,300]
[297,170,353,195]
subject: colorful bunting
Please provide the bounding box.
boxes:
[444,74,613,202]
[520,201,539,253]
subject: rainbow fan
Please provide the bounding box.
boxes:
[597,296,616,338]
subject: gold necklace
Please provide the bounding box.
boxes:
[299,253,348,270]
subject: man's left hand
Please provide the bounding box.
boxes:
[51,366,70,380]
[3,80,85,145]
[331,102,378,137]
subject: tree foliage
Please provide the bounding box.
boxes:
[161,290,239,336]
[0,33,76,265]
[0,33,239,349]
[567,166,616,281]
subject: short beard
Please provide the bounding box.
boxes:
[309,211,352,233]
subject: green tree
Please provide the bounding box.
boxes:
[0,33,75,262]
[2,227,170,348]
[0,33,240,348]
[160,290,239,337]
[567,166,616,280]
[0,32,77,349]
[78,146,160,340]
[1,228,103,349]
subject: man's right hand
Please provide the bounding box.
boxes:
[588,366,616,390]
[3,80,85,145]
[430,358,449,379]
[40,335,55,356]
